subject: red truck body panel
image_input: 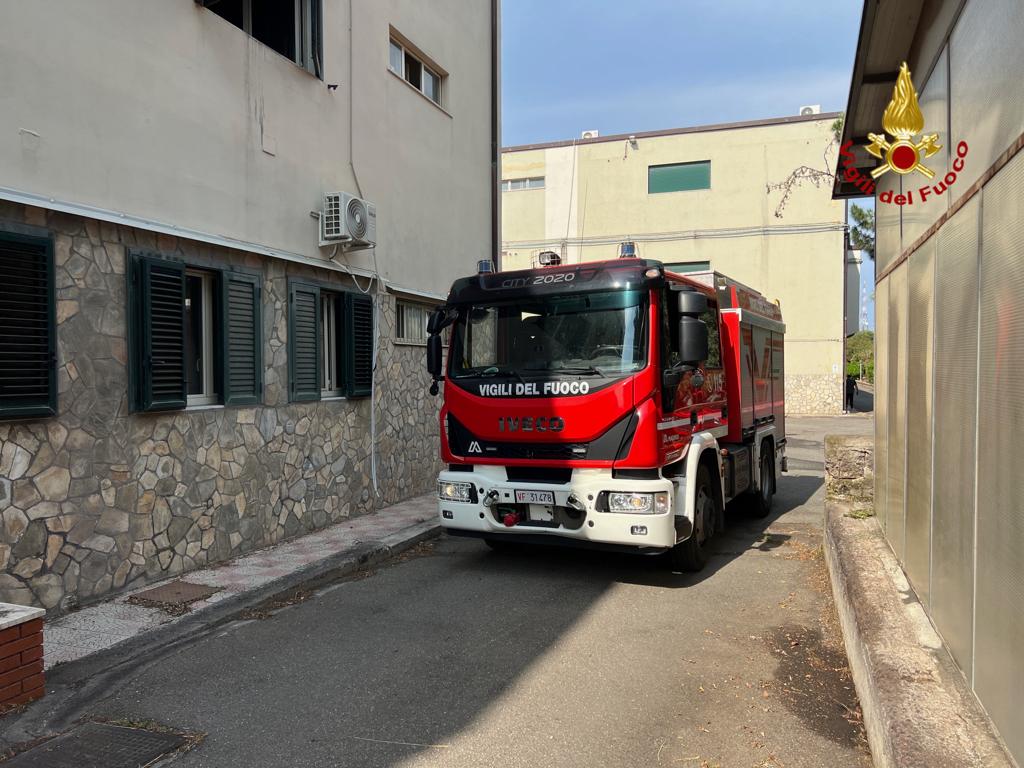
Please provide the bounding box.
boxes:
[440,260,784,471]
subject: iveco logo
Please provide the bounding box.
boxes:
[498,416,565,433]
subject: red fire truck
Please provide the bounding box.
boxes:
[425,258,786,571]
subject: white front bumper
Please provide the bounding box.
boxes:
[437,466,680,550]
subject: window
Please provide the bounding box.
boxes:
[501,177,545,192]
[648,161,711,194]
[0,230,56,420]
[396,301,430,345]
[320,293,341,396]
[661,261,711,274]
[186,271,219,406]
[289,281,374,401]
[701,307,722,369]
[198,0,323,78]
[389,35,444,106]
[659,290,724,412]
[451,291,649,379]
[128,251,262,412]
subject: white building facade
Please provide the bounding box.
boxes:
[0,0,499,611]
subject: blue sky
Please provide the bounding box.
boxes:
[501,0,864,146]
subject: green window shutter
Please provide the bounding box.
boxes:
[648,161,711,194]
[0,231,56,420]
[222,272,262,405]
[129,253,187,412]
[289,281,320,402]
[661,260,711,274]
[345,293,374,397]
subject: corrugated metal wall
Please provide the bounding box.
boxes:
[874,279,889,530]
[885,263,907,560]
[974,150,1024,758]
[871,0,1024,760]
[904,239,934,601]
[930,196,979,675]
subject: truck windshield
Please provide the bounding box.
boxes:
[450,289,648,378]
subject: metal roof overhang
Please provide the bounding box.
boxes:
[833,0,928,199]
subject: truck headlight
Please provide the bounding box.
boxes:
[607,491,669,514]
[438,480,475,503]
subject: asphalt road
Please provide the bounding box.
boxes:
[82,415,871,768]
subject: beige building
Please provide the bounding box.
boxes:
[0,0,497,610]
[836,0,1024,761]
[500,113,849,414]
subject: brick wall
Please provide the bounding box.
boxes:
[0,606,44,708]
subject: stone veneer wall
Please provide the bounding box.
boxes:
[0,201,441,613]
[785,373,843,415]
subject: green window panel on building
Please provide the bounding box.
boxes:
[127,250,263,413]
[287,279,374,402]
[0,229,56,420]
[648,161,711,194]
[660,261,711,274]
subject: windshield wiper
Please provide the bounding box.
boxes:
[478,366,526,383]
[553,365,607,377]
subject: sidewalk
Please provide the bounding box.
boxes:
[43,494,438,670]
[823,436,1013,768]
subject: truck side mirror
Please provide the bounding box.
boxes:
[427,308,447,335]
[678,316,708,366]
[677,290,707,315]
[427,334,443,378]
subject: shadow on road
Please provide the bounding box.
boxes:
[60,470,834,768]
[472,470,823,591]
[848,385,873,413]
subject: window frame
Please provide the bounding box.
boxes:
[388,32,445,107]
[128,250,263,413]
[395,299,431,346]
[501,177,545,192]
[647,160,712,194]
[320,292,343,397]
[0,226,56,421]
[288,278,375,402]
[198,0,323,79]
[185,269,220,408]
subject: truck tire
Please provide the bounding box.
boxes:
[669,463,715,572]
[749,444,774,519]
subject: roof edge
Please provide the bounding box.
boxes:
[503,111,843,154]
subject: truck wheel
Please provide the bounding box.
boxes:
[749,445,774,519]
[669,464,714,572]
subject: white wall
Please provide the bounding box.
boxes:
[846,251,863,337]
[0,0,494,296]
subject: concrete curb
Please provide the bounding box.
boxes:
[2,520,440,744]
[823,501,1014,768]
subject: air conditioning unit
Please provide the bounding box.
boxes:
[799,105,821,116]
[537,250,561,266]
[581,130,600,139]
[320,192,377,248]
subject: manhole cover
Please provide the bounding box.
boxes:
[129,580,220,607]
[4,723,186,767]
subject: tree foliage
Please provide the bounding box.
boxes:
[849,203,875,259]
[846,330,874,380]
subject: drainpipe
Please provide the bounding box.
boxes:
[491,0,501,271]
[842,201,850,408]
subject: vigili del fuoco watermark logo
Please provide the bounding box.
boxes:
[839,62,969,206]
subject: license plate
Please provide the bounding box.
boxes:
[515,489,555,505]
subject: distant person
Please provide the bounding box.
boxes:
[845,374,858,412]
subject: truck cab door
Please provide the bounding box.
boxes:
[659,288,728,462]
